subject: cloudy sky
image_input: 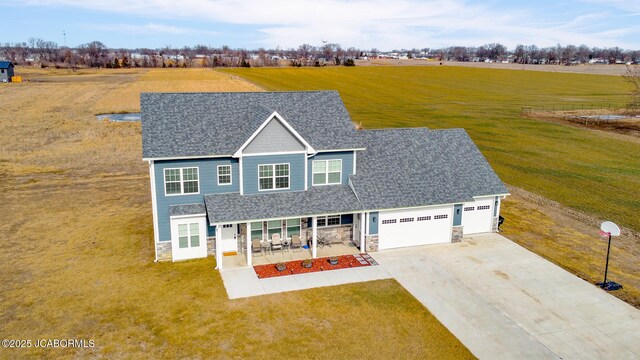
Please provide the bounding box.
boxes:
[3,0,640,50]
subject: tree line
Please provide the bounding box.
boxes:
[1,38,639,68]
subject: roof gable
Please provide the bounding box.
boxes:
[141,91,363,160]
[235,111,312,156]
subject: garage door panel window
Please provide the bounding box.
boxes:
[399,217,414,223]
[477,205,490,210]
[464,206,475,211]
[381,219,396,224]
[417,216,431,221]
[434,214,448,220]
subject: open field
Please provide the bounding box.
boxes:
[222,66,640,234]
[0,68,473,359]
[357,58,633,76]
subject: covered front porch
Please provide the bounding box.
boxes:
[204,185,369,270]
[212,213,367,269]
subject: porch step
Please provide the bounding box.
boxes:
[354,253,378,266]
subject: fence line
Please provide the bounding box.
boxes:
[521,103,627,114]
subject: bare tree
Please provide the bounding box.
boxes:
[622,65,640,112]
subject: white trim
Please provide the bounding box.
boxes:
[170,213,206,219]
[304,154,308,190]
[215,224,223,270]
[257,163,290,191]
[143,154,231,162]
[246,222,252,267]
[216,164,232,186]
[163,167,200,196]
[353,151,357,175]
[311,159,342,186]
[149,161,160,261]
[315,148,366,153]
[241,150,306,157]
[312,216,318,259]
[233,111,316,157]
[239,157,244,195]
[360,212,366,251]
[473,193,510,199]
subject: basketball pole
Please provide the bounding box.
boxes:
[601,232,611,289]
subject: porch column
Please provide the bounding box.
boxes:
[215,224,223,270]
[312,216,318,258]
[246,222,252,267]
[360,212,366,253]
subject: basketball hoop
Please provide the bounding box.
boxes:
[599,230,610,240]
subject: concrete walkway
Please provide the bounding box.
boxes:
[220,264,391,299]
[371,233,640,360]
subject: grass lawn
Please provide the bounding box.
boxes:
[0,68,474,359]
[222,66,640,233]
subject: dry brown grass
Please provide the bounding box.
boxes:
[0,68,473,359]
[501,187,640,308]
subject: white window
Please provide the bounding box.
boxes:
[250,221,263,241]
[286,218,300,237]
[317,215,341,227]
[164,167,199,195]
[178,223,200,249]
[217,165,232,185]
[312,159,342,185]
[267,220,282,239]
[258,164,289,190]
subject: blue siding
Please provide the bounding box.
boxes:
[242,153,306,195]
[154,158,238,241]
[369,212,379,235]
[307,151,354,186]
[453,204,463,226]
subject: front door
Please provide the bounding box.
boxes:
[220,224,237,253]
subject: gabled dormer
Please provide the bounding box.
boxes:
[234,111,317,195]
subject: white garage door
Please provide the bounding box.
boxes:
[462,198,493,234]
[378,206,453,250]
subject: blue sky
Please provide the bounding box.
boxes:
[3,0,640,50]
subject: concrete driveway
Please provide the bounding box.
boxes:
[371,233,640,360]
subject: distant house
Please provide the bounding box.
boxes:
[0,61,15,82]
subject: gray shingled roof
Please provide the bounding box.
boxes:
[141,91,362,159]
[169,203,206,217]
[204,186,362,223]
[350,128,508,210]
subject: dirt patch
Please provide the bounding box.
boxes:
[524,110,640,143]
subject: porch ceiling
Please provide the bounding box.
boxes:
[204,185,362,224]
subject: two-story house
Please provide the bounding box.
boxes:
[141,91,508,268]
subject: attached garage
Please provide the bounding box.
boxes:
[378,205,453,250]
[461,197,494,234]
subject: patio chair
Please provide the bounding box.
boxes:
[291,234,302,252]
[251,238,263,256]
[260,239,271,255]
[271,233,283,253]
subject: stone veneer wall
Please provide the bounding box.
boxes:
[303,224,353,244]
[451,226,463,243]
[207,237,216,256]
[156,241,172,261]
[365,235,379,252]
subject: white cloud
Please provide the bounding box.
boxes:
[89,22,219,36]
[19,0,640,49]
